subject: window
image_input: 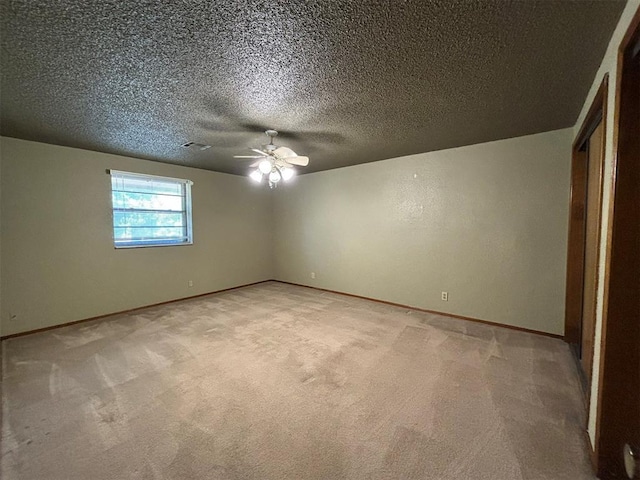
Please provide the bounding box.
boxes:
[110,170,193,248]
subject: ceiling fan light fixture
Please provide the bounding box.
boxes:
[249,170,263,183]
[235,130,309,187]
[269,169,281,183]
[258,159,272,174]
[281,167,295,181]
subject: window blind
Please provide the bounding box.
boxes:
[110,170,193,248]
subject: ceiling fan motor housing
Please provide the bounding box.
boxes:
[264,130,278,151]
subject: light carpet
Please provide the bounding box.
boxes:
[1,281,594,479]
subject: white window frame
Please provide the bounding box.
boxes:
[109,170,193,249]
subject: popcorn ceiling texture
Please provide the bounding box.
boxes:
[0,0,626,174]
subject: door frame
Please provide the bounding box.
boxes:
[564,75,608,397]
[592,5,640,478]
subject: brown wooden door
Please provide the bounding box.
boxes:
[595,11,640,479]
[565,76,608,398]
[580,121,604,382]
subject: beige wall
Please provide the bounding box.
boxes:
[573,0,640,447]
[273,129,572,335]
[1,130,574,339]
[0,137,273,336]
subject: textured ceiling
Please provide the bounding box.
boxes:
[1,0,626,175]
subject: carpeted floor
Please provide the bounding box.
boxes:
[1,281,594,479]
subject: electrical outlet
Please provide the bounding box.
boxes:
[188,280,193,287]
[441,291,448,301]
[311,272,316,279]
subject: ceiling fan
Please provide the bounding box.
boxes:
[234,130,309,188]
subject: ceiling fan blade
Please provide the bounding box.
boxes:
[234,155,264,159]
[284,156,309,167]
[251,148,268,156]
[274,146,296,158]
